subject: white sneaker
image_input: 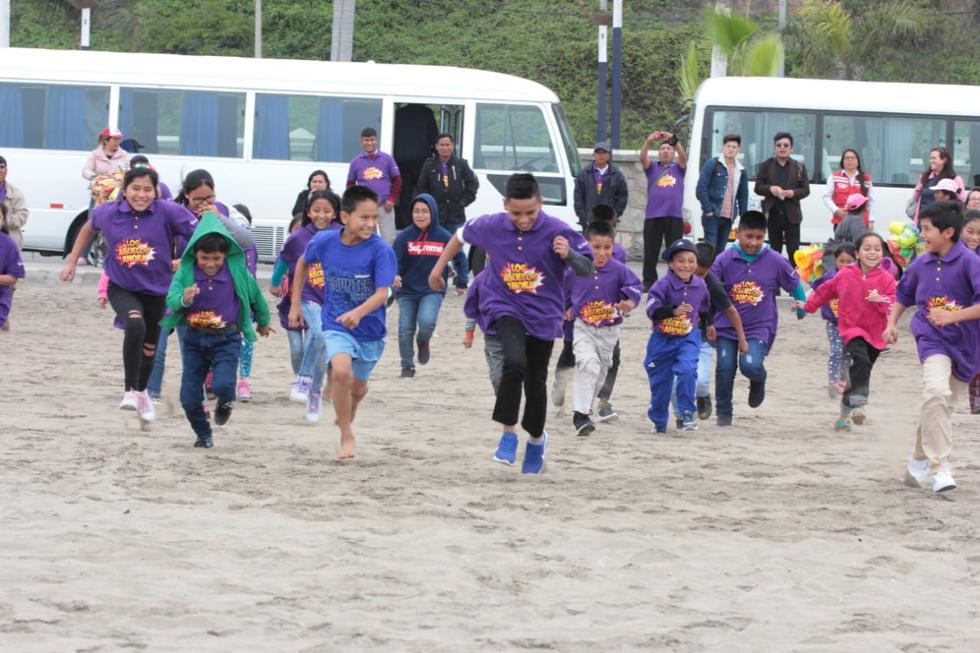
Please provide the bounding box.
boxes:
[904,457,929,488]
[290,377,311,403]
[929,469,956,493]
[119,390,139,411]
[136,390,156,422]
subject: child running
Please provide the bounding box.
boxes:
[884,201,980,493]
[962,209,980,414]
[711,210,807,426]
[428,173,593,474]
[0,205,25,332]
[811,243,857,397]
[565,220,641,435]
[294,186,397,460]
[463,270,504,395]
[646,239,711,432]
[800,233,896,431]
[161,212,271,448]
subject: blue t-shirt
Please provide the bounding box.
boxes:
[303,229,397,341]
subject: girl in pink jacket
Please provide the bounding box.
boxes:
[800,232,897,431]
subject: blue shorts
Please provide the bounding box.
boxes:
[323,330,385,382]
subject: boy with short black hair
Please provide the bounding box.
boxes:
[711,210,807,426]
[294,185,397,460]
[163,213,271,448]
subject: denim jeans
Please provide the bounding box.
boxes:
[147,325,188,398]
[714,336,768,417]
[298,300,327,392]
[180,328,242,440]
[286,329,307,376]
[701,214,732,256]
[397,292,444,369]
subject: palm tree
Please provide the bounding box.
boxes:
[41,0,138,42]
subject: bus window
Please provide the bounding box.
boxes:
[704,109,816,179]
[474,103,559,173]
[0,82,108,150]
[119,88,245,158]
[252,93,382,162]
[552,103,581,173]
[823,114,946,186]
[953,120,980,188]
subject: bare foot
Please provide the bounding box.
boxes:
[338,437,356,460]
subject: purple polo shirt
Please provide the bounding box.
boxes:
[711,246,801,350]
[347,151,400,203]
[279,224,325,306]
[460,210,591,340]
[185,265,240,330]
[646,269,710,336]
[565,258,641,328]
[896,241,980,382]
[644,161,685,219]
[613,242,627,264]
[0,232,25,327]
[463,270,495,334]
[90,199,198,296]
[810,269,839,323]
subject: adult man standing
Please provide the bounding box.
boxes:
[695,134,748,255]
[754,132,810,263]
[0,156,29,250]
[416,133,479,292]
[346,127,402,243]
[573,142,628,230]
[640,130,686,289]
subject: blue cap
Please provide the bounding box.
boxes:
[662,238,698,262]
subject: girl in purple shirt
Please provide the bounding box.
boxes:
[962,210,980,415]
[60,167,198,422]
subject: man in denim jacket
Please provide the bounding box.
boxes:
[695,134,747,255]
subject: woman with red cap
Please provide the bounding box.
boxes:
[82,127,129,182]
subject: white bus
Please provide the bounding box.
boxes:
[684,76,980,244]
[0,47,582,260]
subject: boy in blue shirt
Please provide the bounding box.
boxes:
[293,186,397,460]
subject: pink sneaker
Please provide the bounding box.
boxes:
[136,390,155,422]
[238,378,252,402]
[119,390,139,411]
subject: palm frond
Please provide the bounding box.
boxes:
[678,41,702,109]
[704,7,758,60]
[742,33,784,77]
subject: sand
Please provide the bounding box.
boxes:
[1,274,978,652]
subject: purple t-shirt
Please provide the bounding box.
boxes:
[158,181,173,202]
[184,264,240,330]
[644,161,685,219]
[0,232,25,327]
[646,270,710,336]
[896,241,980,382]
[461,210,592,341]
[565,258,641,328]
[711,246,801,350]
[613,242,627,264]
[347,151,400,203]
[90,199,198,296]
[279,224,326,306]
[463,270,495,335]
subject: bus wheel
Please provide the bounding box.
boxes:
[89,233,108,267]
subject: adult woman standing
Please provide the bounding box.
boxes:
[911,146,966,222]
[291,169,340,219]
[60,167,198,421]
[82,127,129,181]
[823,148,874,228]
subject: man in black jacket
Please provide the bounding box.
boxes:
[754,131,811,263]
[573,142,629,230]
[416,133,479,292]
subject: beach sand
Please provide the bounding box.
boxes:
[1,279,977,651]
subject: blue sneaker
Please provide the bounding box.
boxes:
[521,432,548,474]
[493,431,519,465]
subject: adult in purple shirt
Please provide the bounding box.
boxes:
[640,130,687,290]
[428,173,593,475]
[347,127,402,245]
[60,167,198,421]
[885,202,980,494]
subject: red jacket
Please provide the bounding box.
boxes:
[804,263,896,349]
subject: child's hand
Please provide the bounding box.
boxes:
[865,289,887,303]
[59,263,76,283]
[792,300,807,311]
[171,260,180,273]
[615,299,636,315]
[393,275,402,288]
[463,329,474,349]
[706,324,717,343]
[288,307,304,329]
[182,284,200,306]
[737,336,749,354]
[564,308,573,321]
[673,302,693,316]
[883,324,898,344]
[256,325,273,337]
[927,308,958,328]
[336,309,361,329]
[553,236,570,260]
[269,284,282,298]
[98,297,108,310]
[428,270,446,292]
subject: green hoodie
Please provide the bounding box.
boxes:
[161,211,270,341]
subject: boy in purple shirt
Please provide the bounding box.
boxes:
[885,202,980,494]
[346,127,402,245]
[710,211,807,426]
[0,205,25,331]
[646,239,711,432]
[162,212,271,448]
[565,220,641,435]
[429,173,593,474]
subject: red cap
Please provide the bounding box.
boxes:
[100,127,123,139]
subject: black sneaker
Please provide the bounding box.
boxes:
[748,381,766,408]
[573,411,595,436]
[675,417,684,429]
[697,395,712,420]
[194,437,214,448]
[401,367,416,378]
[417,338,431,365]
[717,414,733,427]
[214,401,233,426]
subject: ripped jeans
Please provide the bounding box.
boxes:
[714,336,768,417]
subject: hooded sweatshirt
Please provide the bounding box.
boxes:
[803,262,896,349]
[393,193,452,296]
[161,211,270,341]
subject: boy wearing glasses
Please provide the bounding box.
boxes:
[754,132,810,264]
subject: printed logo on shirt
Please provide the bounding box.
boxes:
[361,167,385,181]
[830,298,840,317]
[656,173,678,188]
[926,296,962,312]
[407,240,445,257]
[115,238,156,268]
[501,262,544,294]
[579,300,616,326]
[307,262,325,289]
[187,310,226,329]
[730,280,765,306]
[657,315,694,336]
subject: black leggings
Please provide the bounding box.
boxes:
[844,337,881,409]
[492,316,555,437]
[643,217,683,288]
[107,283,166,391]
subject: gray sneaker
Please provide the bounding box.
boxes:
[596,400,618,423]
